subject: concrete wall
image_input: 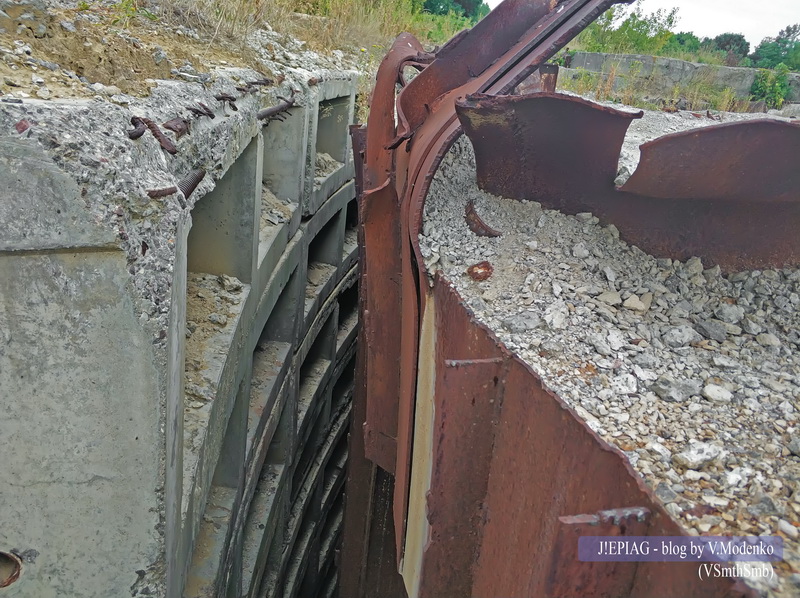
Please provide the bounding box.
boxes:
[569,52,800,102]
[0,138,164,598]
[0,69,358,598]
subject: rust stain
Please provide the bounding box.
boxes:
[466,261,493,281]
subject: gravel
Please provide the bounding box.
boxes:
[419,119,800,596]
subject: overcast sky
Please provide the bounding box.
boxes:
[483,0,800,47]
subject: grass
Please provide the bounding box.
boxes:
[558,61,754,113]
[149,0,470,52]
[96,0,473,119]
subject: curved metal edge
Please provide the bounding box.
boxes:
[620,118,800,202]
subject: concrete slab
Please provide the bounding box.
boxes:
[240,462,288,598]
[182,274,252,567]
[0,250,162,598]
[184,485,238,598]
[252,231,305,355]
[0,138,117,252]
[188,133,261,285]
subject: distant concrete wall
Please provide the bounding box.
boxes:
[569,52,800,102]
[0,68,358,598]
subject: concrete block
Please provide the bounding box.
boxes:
[0,138,117,252]
[334,266,359,361]
[214,366,251,489]
[340,195,359,277]
[256,194,298,303]
[265,379,298,468]
[263,104,311,205]
[254,495,290,598]
[331,350,357,416]
[247,342,292,465]
[181,275,254,574]
[0,251,163,598]
[252,230,305,353]
[167,212,190,598]
[183,485,238,598]
[282,404,351,597]
[240,463,288,598]
[188,132,261,284]
[303,75,358,217]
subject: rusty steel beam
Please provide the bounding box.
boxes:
[456,92,800,271]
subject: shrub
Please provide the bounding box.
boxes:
[751,63,790,108]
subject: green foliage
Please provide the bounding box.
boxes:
[663,31,700,54]
[110,0,157,25]
[751,23,800,70]
[751,63,791,108]
[576,1,677,55]
[423,0,489,20]
[424,0,465,17]
[711,32,749,58]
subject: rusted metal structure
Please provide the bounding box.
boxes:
[341,0,798,596]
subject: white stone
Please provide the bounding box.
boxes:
[702,384,733,403]
[778,519,799,539]
[673,442,721,470]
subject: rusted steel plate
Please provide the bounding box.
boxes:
[456,92,642,200]
[356,32,435,474]
[382,0,631,571]
[416,282,509,598]
[516,63,560,94]
[394,0,559,143]
[421,279,758,598]
[548,507,651,598]
[621,119,800,202]
[456,92,800,271]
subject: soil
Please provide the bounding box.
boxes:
[1,3,275,100]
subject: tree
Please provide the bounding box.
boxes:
[663,31,700,54]
[577,2,677,54]
[424,0,465,16]
[751,23,800,70]
[423,0,489,19]
[712,33,749,58]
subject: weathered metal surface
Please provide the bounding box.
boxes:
[465,199,501,237]
[621,118,800,202]
[356,33,431,476]
[548,508,651,598]
[429,279,758,598]
[392,0,560,145]
[516,63,560,94]
[350,0,778,595]
[456,92,800,271]
[457,92,642,199]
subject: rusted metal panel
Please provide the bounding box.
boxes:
[621,119,800,202]
[394,0,559,137]
[456,92,800,271]
[457,92,642,199]
[350,0,783,596]
[416,280,509,598]
[427,280,758,598]
[548,508,651,598]
[516,63,560,94]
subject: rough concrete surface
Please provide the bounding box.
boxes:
[0,251,163,598]
[0,1,360,595]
